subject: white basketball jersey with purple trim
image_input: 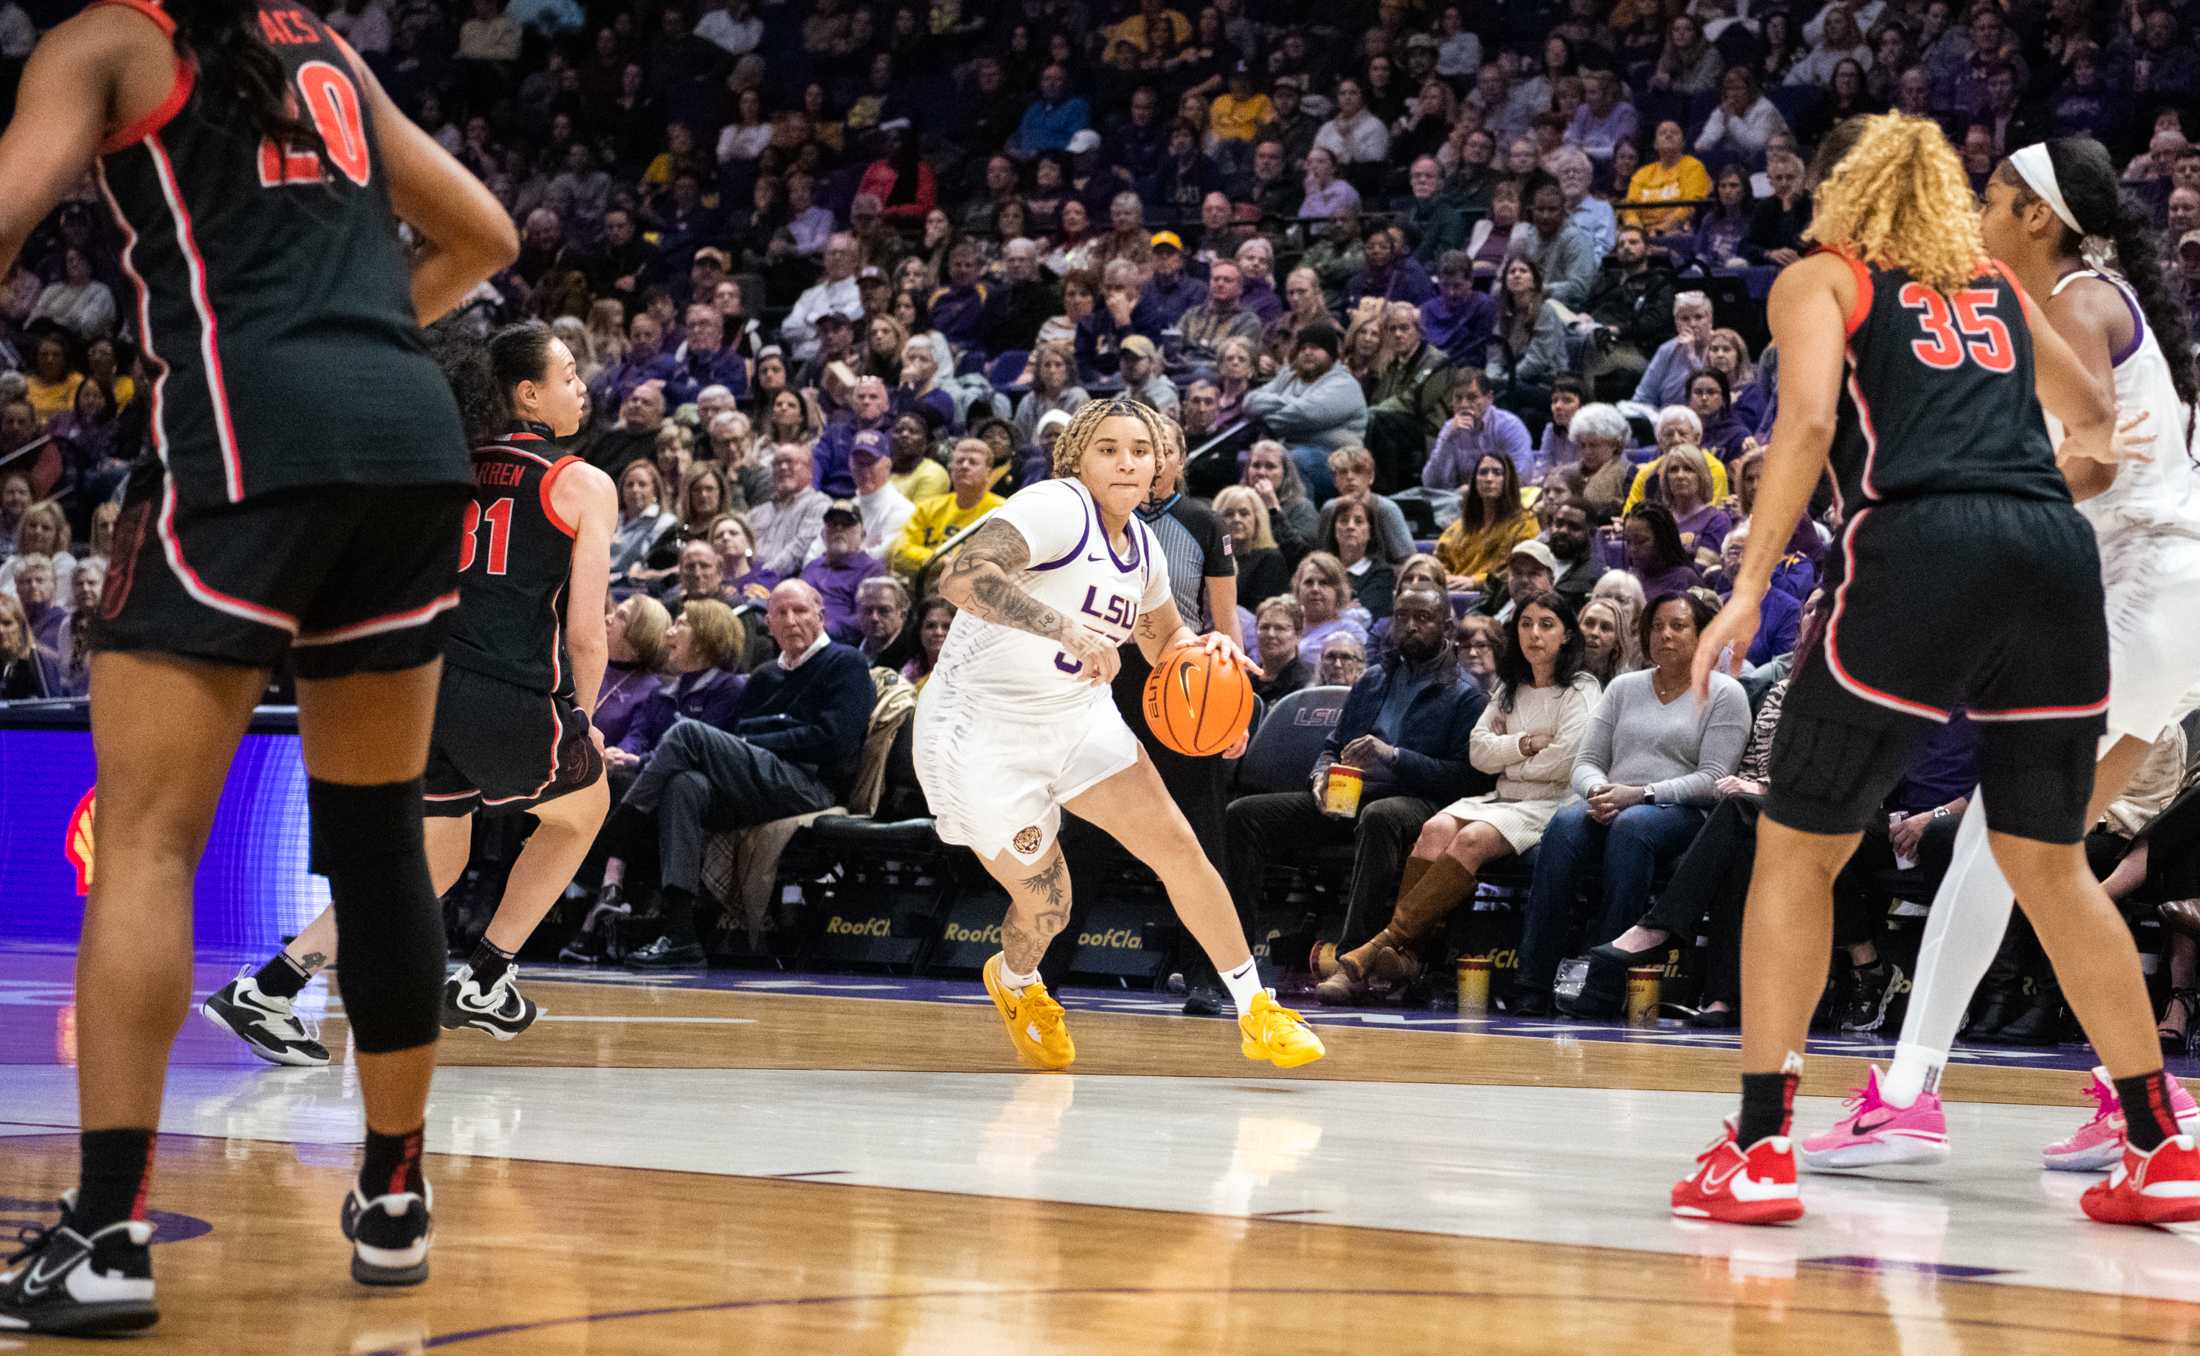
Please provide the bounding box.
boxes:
[2049,268,2200,540]
[927,478,1171,718]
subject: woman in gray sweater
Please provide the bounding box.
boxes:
[1509,590,1751,1016]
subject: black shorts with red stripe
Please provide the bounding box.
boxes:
[422,664,604,818]
[1767,494,2108,844]
[92,462,469,680]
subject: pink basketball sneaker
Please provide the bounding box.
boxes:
[2042,1067,2200,1173]
[1799,1065,1950,1172]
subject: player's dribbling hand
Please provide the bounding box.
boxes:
[1058,626,1121,687]
[1690,591,1757,699]
[1196,629,1265,678]
[1222,730,1249,760]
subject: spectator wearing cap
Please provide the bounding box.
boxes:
[1177,259,1265,365]
[1012,64,1093,158]
[1420,250,1497,371]
[749,441,834,578]
[926,240,990,354]
[1473,539,1560,623]
[818,429,916,562]
[1119,336,1179,415]
[893,438,1007,580]
[812,376,891,500]
[1140,232,1207,329]
[802,499,887,643]
[1210,62,1273,146]
[1344,224,1435,312]
[1241,322,1369,501]
[665,302,749,407]
[781,233,864,363]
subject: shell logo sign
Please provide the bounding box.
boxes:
[63,788,96,896]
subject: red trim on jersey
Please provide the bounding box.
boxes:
[1843,355,1885,504]
[155,477,301,633]
[538,454,582,539]
[1820,507,1952,723]
[1968,698,2112,723]
[146,134,246,502]
[292,590,462,647]
[507,431,546,441]
[99,58,196,156]
[1835,250,1873,337]
[89,0,175,35]
[93,164,168,477]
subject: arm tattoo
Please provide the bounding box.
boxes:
[1137,613,1162,640]
[942,520,1066,641]
[1002,853,1072,973]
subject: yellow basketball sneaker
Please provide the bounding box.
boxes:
[983,954,1075,1070]
[1240,991,1326,1069]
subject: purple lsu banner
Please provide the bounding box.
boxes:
[0,721,329,952]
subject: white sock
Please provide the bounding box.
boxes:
[1221,957,1264,1015]
[997,959,1043,994]
[1883,793,2011,1109]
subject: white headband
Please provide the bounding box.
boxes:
[2008,143,2082,235]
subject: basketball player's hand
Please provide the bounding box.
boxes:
[2104,409,2158,466]
[1196,629,1264,678]
[1057,625,1120,687]
[1691,589,1756,699]
[1222,730,1249,760]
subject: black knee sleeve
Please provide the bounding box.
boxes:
[310,777,444,1055]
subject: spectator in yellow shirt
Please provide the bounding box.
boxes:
[1106,0,1190,59]
[1624,121,1711,232]
[1209,64,1274,144]
[892,437,1007,580]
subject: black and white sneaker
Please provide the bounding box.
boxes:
[624,936,705,969]
[0,1200,157,1336]
[199,971,331,1067]
[440,964,542,1039]
[340,1181,433,1287]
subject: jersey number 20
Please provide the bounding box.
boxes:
[457,498,514,577]
[1899,284,2015,373]
[257,61,371,188]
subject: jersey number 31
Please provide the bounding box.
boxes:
[257,61,371,188]
[1899,284,2015,373]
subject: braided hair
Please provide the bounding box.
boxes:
[1047,396,1174,496]
[164,0,329,179]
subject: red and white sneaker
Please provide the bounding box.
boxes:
[2079,1135,2200,1225]
[1672,1119,1804,1225]
[2043,1067,2200,1172]
[1799,1065,1950,1172]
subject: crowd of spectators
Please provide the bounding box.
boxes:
[7,0,2200,1025]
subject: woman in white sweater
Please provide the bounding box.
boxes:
[1509,589,1751,1016]
[1315,592,1600,1003]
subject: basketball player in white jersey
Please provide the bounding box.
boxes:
[918,397,1325,1070]
[1803,138,2200,1172]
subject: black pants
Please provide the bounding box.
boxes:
[1223,790,1437,953]
[1834,812,1962,951]
[616,719,836,897]
[1597,794,1765,1009]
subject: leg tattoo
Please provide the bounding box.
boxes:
[1003,854,1071,973]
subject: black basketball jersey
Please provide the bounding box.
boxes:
[442,433,579,697]
[91,0,467,509]
[1827,252,2068,512]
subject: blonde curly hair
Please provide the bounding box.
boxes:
[1048,396,1174,494]
[1806,113,1990,296]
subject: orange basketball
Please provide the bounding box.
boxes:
[1144,646,1255,757]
